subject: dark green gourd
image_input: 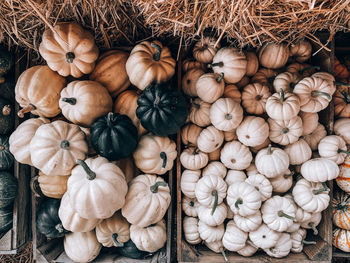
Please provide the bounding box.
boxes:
[0,171,17,208]
[0,135,14,170]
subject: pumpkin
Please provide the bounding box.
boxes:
[224,129,237,142]
[89,50,130,98]
[113,90,147,136]
[303,123,327,150]
[249,223,281,249]
[225,170,247,185]
[126,40,176,90]
[234,212,262,232]
[183,216,201,245]
[36,198,67,238]
[59,193,100,232]
[210,98,243,131]
[0,135,13,170]
[246,163,258,176]
[258,43,289,69]
[335,118,350,144]
[333,228,350,252]
[0,98,13,135]
[37,171,68,199]
[198,220,225,242]
[268,116,303,145]
[236,116,269,147]
[130,220,167,252]
[115,239,148,259]
[266,90,300,121]
[9,117,50,166]
[181,123,202,146]
[251,68,277,86]
[337,156,350,193]
[300,212,322,235]
[193,36,219,63]
[79,127,96,156]
[222,220,248,252]
[59,80,112,127]
[182,68,205,97]
[300,111,319,136]
[334,58,350,79]
[245,173,272,201]
[15,65,66,118]
[332,191,350,230]
[284,139,312,165]
[198,203,227,226]
[301,158,339,182]
[318,135,349,164]
[197,126,224,153]
[311,72,336,94]
[286,63,317,77]
[182,196,199,217]
[67,157,128,219]
[292,178,330,213]
[195,174,227,215]
[293,76,333,113]
[0,171,17,209]
[0,49,13,82]
[334,87,350,118]
[181,169,201,198]
[245,51,259,76]
[289,40,312,63]
[290,228,314,253]
[227,181,262,217]
[64,231,102,263]
[113,157,138,184]
[136,82,188,136]
[220,141,252,170]
[122,174,170,227]
[250,137,271,154]
[196,73,225,103]
[236,75,251,88]
[39,22,98,78]
[133,134,176,175]
[30,120,88,176]
[255,145,289,178]
[203,161,227,178]
[96,211,130,247]
[182,58,206,72]
[0,208,12,233]
[180,147,208,170]
[189,98,211,127]
[210,47,247,83]
[242,83,271,115]
[237,241,258,257]
[223,84,241,103]
[264,233,292,258]
[273,72,300,93]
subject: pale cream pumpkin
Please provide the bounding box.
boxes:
[182,196,200,217]
[299,111,319,136]
[39,22,98,78]
[122,174,170,227]
[202,161,227,178]
[181,169,201,198]
[268,116,303,145]
[234,212,262,232]
[334,118,350,144]
[245,173,273,201]
[223,84,241,103]
[183,216,201,245]
[300,212,322,234]
[209,98,243,131]
[197,126,224,153]
[242,83,271,115]
[38,171,69,199]
[59,80,113,127]
[181,123,202,146]
[289,40,312,63]
[15,65,66,118]
[318,135,349,164]
[301,158,339,182]
[258,43,289,69]
[303,123,327,150]
[264,233,292,258]
[312,72,336,94]
[273,72,300,93]
[182,68,205,97]
[189,98,211,127]
[225,170,247,185]
[266,90,300,121]
[245,51,259,76]
[30,120,88,176]
[196,73,225,103]
[284,139,312,165]
[249,223,281,249]
[193,36,220,63]
[126,40,176,90]
[198,203,227,226]
[250,137,271,154]
[236,116,269,147]
[220,141,252,170]
[255,145,289,178]
[237,241,258,257]
[198,220,225,243]
[269,170,293,194]
[222,220,248,252]
[180,147,208,170]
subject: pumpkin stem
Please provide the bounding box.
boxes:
[312,183,330,195]
[112,233,124,247]
[192,102,200,109]
[211,190,218,215]
[303,240,316,245]
[309,222,318,235]
[17,104,36,118]
[284,171,294,179]
[281,128,289,134]
[0,145,4,151]
[338,148,350,155]
[77,159,96,180]
[300,65,320,73]
[192,147,199,155]
[235,198,243,209]
[2,105,11,116]
[341,91,350,104]
[151,42,162,61]
[66,52,75,63]
[61,97,77,105]
[280,89,285,101]
[107,112,114,127]
[277,210,295,221]
[55,223,64,233]
[150,181,168,193]
[60,140,70,149]
[216,72,224,82]
[220,248,228,262]
[290,82,296,90]
[160,152,167,168]
[189,201,194,207]
[311,91,331,100]
[225,113,232,120]
[267,144,272,155]
[335,81,350,87]
[210,62,224,68]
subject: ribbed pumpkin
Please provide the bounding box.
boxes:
[0,208,13,232]
[0,171,17,209]
[258,43,289,69]
[182,68,205,97]
[0,98,14,135]
[38,171,69,199]
[337,156,350,193]
[193,36,219,63]
[136,82,188,136]
[242,83,271,115]
[334,88,350,118]
[90,113,138,161]
[0,135,14,171]
[333,228,350,252]
[333,191,350,230]
[89,50,130,98]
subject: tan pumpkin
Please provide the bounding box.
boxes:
[224,129,238,142]
[242,83,271,115]
[113,90,146,135]
[89,50,130,98]
[210,47,247,83]
[38,171,69,199]
[182,58,206,72]
[245,51,259,76]
[303,123,327,151]
[193,36,220,63]
[126,40,176,90]
[236,116,269,147]
[268,116,303,145]
[266,90,300,121]
[258,43,289,69]
[181,123,202,146]
[79,127,96,156]
[251,68,278,86]
[182,68,205,97]
[299,111,319,136]
[189,98,212,127]
[210,98,243,131]
[15,65,66,118]
[286,63,316,78]
[197,126,224,153]
[334,88,350,118]
[39,22,99,78]
[113,157,138,184]
[236,75,250,88]
[196,73,225,103]
[223,84,241,103]
[208,147,222,161]
[273,72,300,93]
[289,40,312,63]
[59,80,113,127]
[250,137,271,154]
[284,139,312,165]
[180,147,209,170]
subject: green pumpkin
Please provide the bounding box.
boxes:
[136,82,188,136]
[115,239,149,259]
[0,98,14,135]
[90,112,138,161]
[0,135,14,171]
[0,50,13,79]
[36,198,68,239]
[0,208,12,233]
[0,81,15,102]
[0,171,17,209]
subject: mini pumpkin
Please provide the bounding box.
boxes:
[220,141,252,170]
[181,123,202,146]
[303,123,327,150]
[197,126,224,153]
[245,51,259,76]
[223,84,241,103]
[210,98,243,131]
[258,43,289,69]
[334,118,350,144]
[301,158,339,182]
[318,135,349,164]
[266,90,300,121]
[268,116,303,146]
[273,72,300,93]
[222,220,248,252]
[245,173,273,201]
[337,156,350,193]
[333,228,350,252]
[180,147,208,170]
[225,170,247,185]
[251,68,277,87]
[183,216,201,245]
[202,161,227,178]
[189,98,211,127]
[249,223,281,249]
[198,203,227,226]
[289,40,312,63]
[284,139,312,165]
[38,171,68,199]
[0,172,17,209]
[0,135,14,171]
[196,73,225,103]
[198,220,225,243]
[182,196,200,217]
[182,58,206,72]
[234,212,262,232]
[299,111,319,136]
[242,83,271,115]
[236,116,269,147]
[182,68,205,97]
[264,233,292,258]
[255,145,289,178]
[301,212,322,234]
[269,170,293,194]
[334,88,350,118]
[181,169,201,198]
[332,191,350,230]
[193,36,220,63]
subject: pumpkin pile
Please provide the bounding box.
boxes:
[8,22,184,262]
[180,37,340,259]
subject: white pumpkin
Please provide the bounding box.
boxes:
[249,224,281,249]
[189,98,212,127]
[202,161,227,178]
[303,123,327,150]
[180,169,201,198]
[269,170,293,193]
[209,98,243,131]
[268,116,303,145]
[222,220,248,252]
[246,163,258,176]
[255,145,289,178]
[234,211,262,232]
[245,173,272,201]
[198,203,227,226]
[266,90,301,121]
[264,233,292,258]
[183,216,201,245]
[236,116,269,147]
[284,139,312,165]
[196,73,225,103]
[318,135,349,164]
[225,170,247,185]
[237,241,258,257]
[197,126,224,153]
[220,141,252,170]
[204,240,228,262]
[290,228,312,253]
[182,196,199,217]
[180,147,208,170]
[334,118,350,144]
[301,212,322,235]
[301,158,339,182]
[273,72,300,93]
[198,220,225,242]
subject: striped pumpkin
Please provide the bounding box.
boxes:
[333,191,350,230]
[333,227,350,252]
[336,156,350,193]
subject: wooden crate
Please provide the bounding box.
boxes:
[176,36,334,263]
[0,52,31,254]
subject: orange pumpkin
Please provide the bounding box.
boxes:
[334,86,350,118]
[223,84,241,103]
[333,191,350,230]
[333,228,350,252]
[334,58,350,79]
[337,156,350,194]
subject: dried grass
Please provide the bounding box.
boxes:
[0,242,33,263]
